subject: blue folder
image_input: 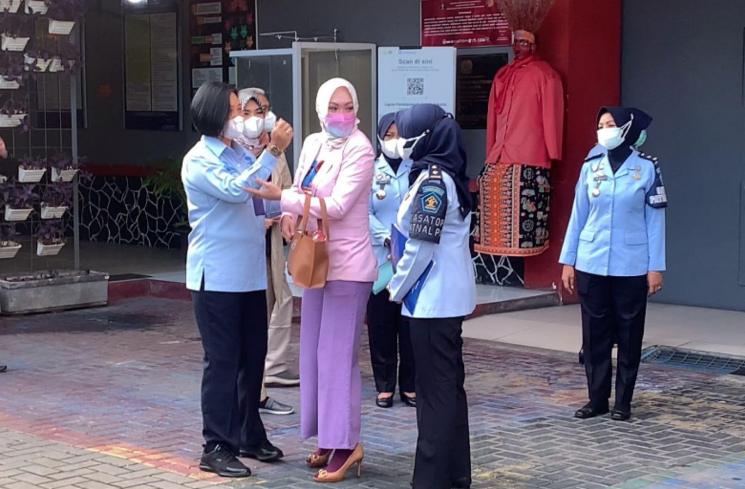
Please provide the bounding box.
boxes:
[390,224,433,312]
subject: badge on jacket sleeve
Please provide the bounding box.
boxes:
[640,153,668,208]
[409,164,447,243]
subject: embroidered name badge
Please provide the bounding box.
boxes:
[646,161,668,209]
[410,180,447,243]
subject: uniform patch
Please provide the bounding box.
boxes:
[646,159,668,209]
[409,166,447,243]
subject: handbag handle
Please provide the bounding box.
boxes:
[317,197,329,239]
[295,193,312,236]
[294,193,329,239]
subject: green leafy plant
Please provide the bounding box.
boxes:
[142,156,188,227]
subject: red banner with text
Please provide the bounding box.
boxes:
[421,0,511,48]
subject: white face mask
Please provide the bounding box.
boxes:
[395,130,429,160]
[378,137,399,160]
[243,116,265,139]
[264,111,277,132]
[597,116,633,150]
[223,115,244,141]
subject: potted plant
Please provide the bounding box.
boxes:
[54,40,80,72]
[24,48,53,72]
[24,0,47,14]
[0,15,32,52]
[48,153,78,181]
[0,98,27,127]
[18,155,46,182]
[0,0,22,13]
[36,219,65,256]
[3,182,37,221]
[45,0,84,35]
[40,181,71,219]
[0,223,21,259]
[142,156,190,250]
[0,52,24,89]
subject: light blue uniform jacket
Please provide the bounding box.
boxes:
[559,149,666,276]
[388,169,476,318]
[368,156,413,267]
[182,136,278,292]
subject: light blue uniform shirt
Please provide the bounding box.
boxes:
[388,170,476,318]
[368,156,413,266]
[182,136,278,292]
[559,149,666,276]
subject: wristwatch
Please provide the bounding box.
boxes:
[267,144,282,157]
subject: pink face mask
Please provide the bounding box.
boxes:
[324,112,356,138]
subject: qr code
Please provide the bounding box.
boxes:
[407,77,424,96]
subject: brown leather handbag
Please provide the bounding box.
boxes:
[287,194,330,289]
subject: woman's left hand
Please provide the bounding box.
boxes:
[647,271,664,296]
[245,179,282,201]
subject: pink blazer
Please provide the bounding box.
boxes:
[281,129,377,283]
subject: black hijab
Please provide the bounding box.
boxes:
[597,106,653,172]
[377,112,402,172]
[395,104,472,218]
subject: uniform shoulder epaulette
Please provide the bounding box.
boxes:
[428,163,443,180]
[638,152,659,163]
[584,153,603,162]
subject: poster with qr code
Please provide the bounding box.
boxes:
[407,77,425,96]
[378,47,456,121]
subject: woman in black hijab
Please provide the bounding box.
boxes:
[367,113,416,409]
[559,106,667,421]
[387,104,475,489]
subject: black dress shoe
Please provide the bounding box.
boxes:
[400,392,416,408]
[574,402,609,419]
[239,440,284,462]
[200,444,251,478]
[610,408,631,421]
[0,365,6,373]
[376,394,394,408]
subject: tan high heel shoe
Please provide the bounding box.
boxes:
[313,444,364,483]
[306,449,331,468]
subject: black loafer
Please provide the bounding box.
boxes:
[0,365,6,373]
[401,393,416,408]
[610,408,631,421]
[574,402,609,419]
[200,444,251,478]
[376,394,394,408]
[239,440,284,462]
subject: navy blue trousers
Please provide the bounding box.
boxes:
[192,287,268,453]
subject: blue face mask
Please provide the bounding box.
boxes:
[633,129,647,149]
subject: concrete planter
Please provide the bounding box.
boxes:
[51,167,78,182]
[0,113,22,127]
[1,34,30,52]
[0,76,20,90]
[24,0,46,14]
[0,270,109,314]
[0,0,22,13]
[40,204,67,219]
[18,166,46,182]
[36,240,65,256]
[48,19,76,36]
[4,205,32,221]
[0,242,21,259]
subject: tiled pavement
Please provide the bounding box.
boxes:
[1,297,744,489]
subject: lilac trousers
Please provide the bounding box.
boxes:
[300,280,372,449]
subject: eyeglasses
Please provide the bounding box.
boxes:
[513,39,533,48]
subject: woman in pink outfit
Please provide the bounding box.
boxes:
[249,78,376,483]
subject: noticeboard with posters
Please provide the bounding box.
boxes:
[189,0,257,91]
[377,47,457,120]
[421,0,511,48]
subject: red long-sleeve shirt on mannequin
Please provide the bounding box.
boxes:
[485,55,564,167]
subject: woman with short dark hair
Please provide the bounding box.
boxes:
[182,81,293,478]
